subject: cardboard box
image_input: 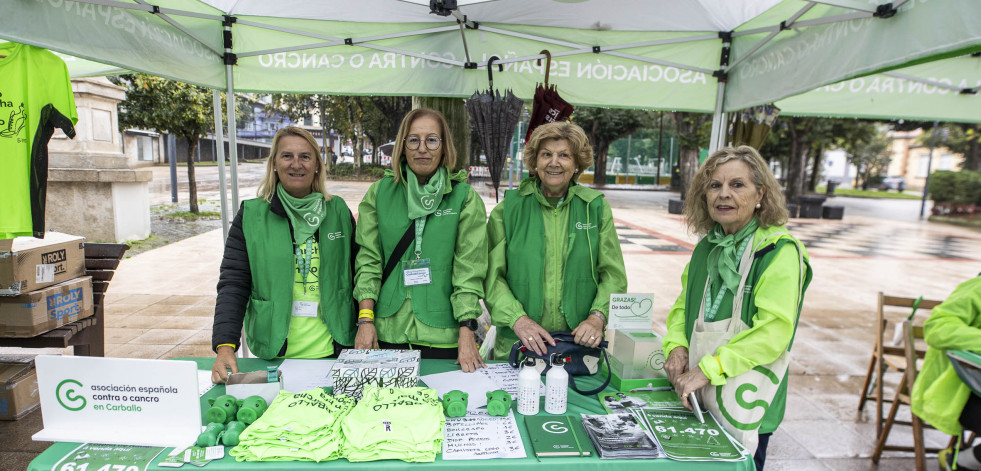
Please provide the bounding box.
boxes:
[0,355,40,420]
[0,232,85,296]
[0,277,93,337]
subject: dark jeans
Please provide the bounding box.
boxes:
[378,341,458,360]
[755,432,772,471]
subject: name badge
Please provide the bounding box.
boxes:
[292,301,319,317]
[403,258,432,286]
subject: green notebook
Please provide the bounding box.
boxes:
[524,415,594,457]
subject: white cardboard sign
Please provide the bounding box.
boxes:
[608,293,655,330]
[33,355,201,447]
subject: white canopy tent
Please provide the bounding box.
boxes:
[4,0,980,221]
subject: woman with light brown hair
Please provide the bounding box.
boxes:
[211,126,358,383]
[662,145,813,470]
[353,108,488,372]
[484,121,627,359]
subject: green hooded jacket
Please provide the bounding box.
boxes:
[485,178,627,359]
[354,166,487,347]
[912,275,981,436]
[663,224,812,434]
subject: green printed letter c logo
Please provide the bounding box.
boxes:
[56,379,86,411]
[716,366,780,431]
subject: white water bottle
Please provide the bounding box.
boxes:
[545,354,569,414]
[517,357,540,415]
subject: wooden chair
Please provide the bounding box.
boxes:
[0,243,128,356]
[872,320,944,470]
[858,293,942,438]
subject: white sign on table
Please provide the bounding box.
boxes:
[33,355,201,447]
[608,293,655,330]
[442,410,526,460]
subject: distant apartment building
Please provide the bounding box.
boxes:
[886,129,963,191]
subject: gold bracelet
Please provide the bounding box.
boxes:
[358,309,375,320]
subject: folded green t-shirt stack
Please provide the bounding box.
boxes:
[230,389,356,462]
[341,385,445,463]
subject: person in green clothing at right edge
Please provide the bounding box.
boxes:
[485,121,627,359]
[353,108,488,372]
[911,274,981,471]
[662,146,813,471]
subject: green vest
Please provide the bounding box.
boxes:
[373,176,470,328]
[501,187,603,332]
[242,196,356,359]
[683,228,813,434]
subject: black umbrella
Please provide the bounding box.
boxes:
[466,56,524,202]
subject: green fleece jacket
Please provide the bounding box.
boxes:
[485,178,627,359]
[663,224,809,387]
[354,167,487,346]
[912,276,981,436]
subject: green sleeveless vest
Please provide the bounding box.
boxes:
[683,227,813,433]
[501,187,603,331]
[242,196,356,359]
[373,176,470,328]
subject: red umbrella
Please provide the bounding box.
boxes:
[525,50,574,141]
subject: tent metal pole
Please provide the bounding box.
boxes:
[727,4,814,72]
[709,82,727,154]
[226,64,240,215]
[733,11,869,37]
[883,72,969,93]
[212,89,230,242]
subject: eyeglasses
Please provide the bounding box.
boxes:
[405,135,441,151]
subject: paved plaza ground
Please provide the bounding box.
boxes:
[2,163,980,470]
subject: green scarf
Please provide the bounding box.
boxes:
[276,183,327,246]
[705,218,758,296]
[405,165,447,220]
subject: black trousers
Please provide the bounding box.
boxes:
[755,432,772,471]
[378,341,458,360]
[962,393,981,434]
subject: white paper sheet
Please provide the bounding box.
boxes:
[277,359,336,392]
[198,370,216,397]
[442,411,526,460]
[476,363,545,395]
[420,370,500,410]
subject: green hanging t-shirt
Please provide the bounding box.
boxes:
[0,42,77,239]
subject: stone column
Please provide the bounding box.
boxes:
[45,77,152,243]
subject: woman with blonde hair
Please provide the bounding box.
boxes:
[353,108,488,372]
[485,121,627,359]
[662,145,813,470]
[211,126,357,383]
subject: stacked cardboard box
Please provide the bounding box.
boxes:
[0,233,91,338]
[0,355,40,420]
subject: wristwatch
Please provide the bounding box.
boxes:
[459,319,478,332]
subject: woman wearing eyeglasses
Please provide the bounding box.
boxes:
[353,108,488,372]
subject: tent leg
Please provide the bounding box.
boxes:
[708,80,728,154]
[225,64,240,216]
[213,89,229,242]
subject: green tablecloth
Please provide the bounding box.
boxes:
[28,358,754,471]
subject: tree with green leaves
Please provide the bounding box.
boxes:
[112,73,217,213]
[669,111,711,198]
[846,128,891,189]
[918,124,981,172]
[574,107,655,185]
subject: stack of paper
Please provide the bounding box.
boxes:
[329,349,420,400]
[580,413,663,459]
